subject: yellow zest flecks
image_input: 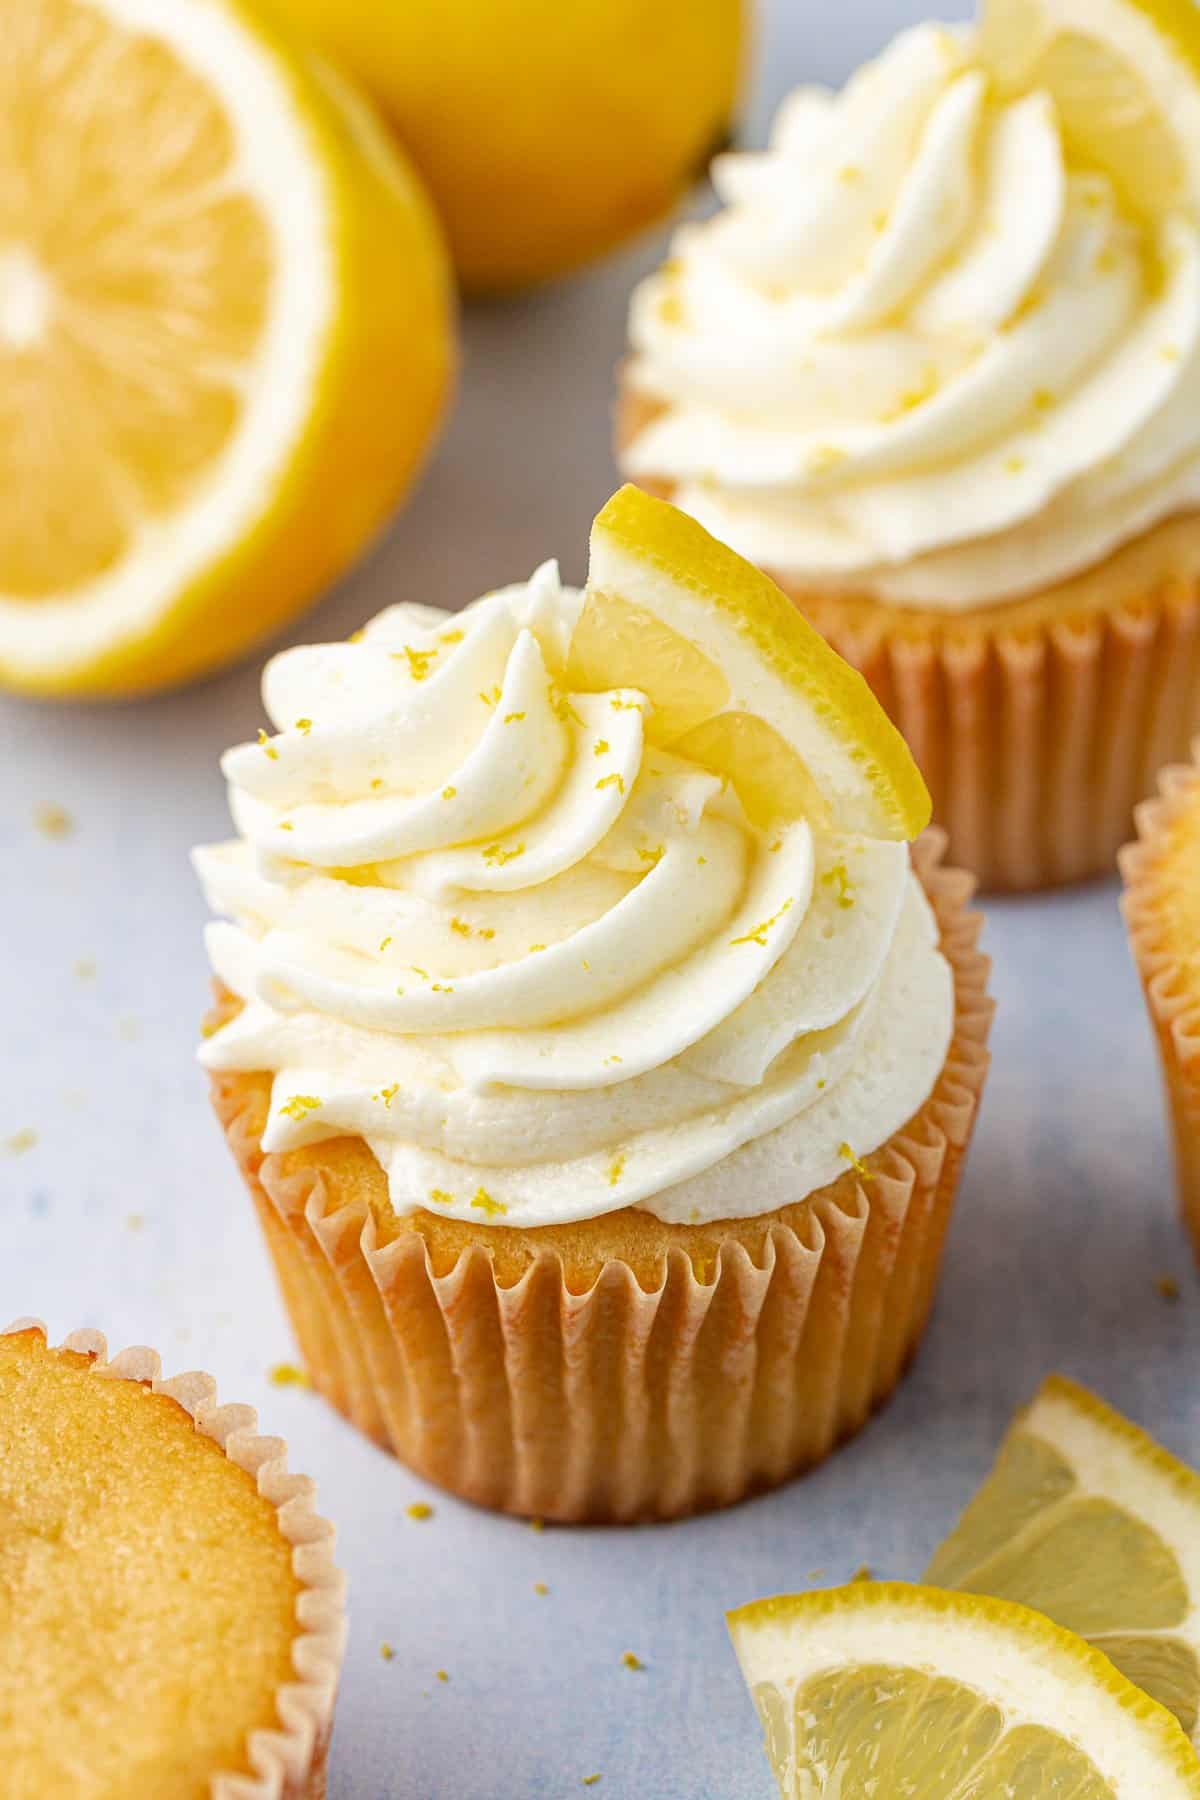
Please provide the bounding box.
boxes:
[657,290,686,326]
[582,1778,602,1789]
[872,209,888,233]
[396,644,436,681]
[1005,454,1027,474]
[697,855,707,866]
[839,1141,872,1181]
[821,862,854,909]
[279,1094,321,1121]
[470,1187,507,1217]
[441,785,457,800]
[479,684,502,708]
[348,629,365,644]
[410,966,429,981]
[429,1189,454,1206]
[380,1642,395,1662]
[1033,388,1056,413]
[294,717,313,734]
[528,943,546,954]
[621,1652,645,1671]
[431,982,454,994]
[450,917,471,937]
[549,683,583,727]
[1161,343,1181,362]
[257,728,278,761]
[373,1083,399,1107]
[608,1153,626,1187]
[268,1362,310,1389]
[609,696,643,713]
[730,896,794,947]
[604,1054,623,1067]
[379,935,393,952]
[406,1501,433,1521]
[881,365,940,422]
[277,820,294,832]
[483,841,526,865]
[4,1128,37,1155]
[534,1582,550,1596]
[439,628,464,646]
[637,845,663,867]
[436,1670,449,1684]
[503,710,526,724]
[837,163,862,184]
[595,772,625,795]
[593,738,610,756]
[371,778,384,790]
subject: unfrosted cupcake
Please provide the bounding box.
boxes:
[1121,744,1200,1266]
[197,485,992,1522]
[619,12,1200,890]
[0,1320,344,1798]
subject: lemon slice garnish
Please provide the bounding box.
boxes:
[979,0,1200,222]
[927,1375,1200,1742]
[569,486,930,838]
[0,0,453,698]
[728,1582,1200,1795]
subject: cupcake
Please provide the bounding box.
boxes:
[1121,744,1200,1265]
[0,1320,344,1797]
[197,484,992,1522]
[618,11,1200,891]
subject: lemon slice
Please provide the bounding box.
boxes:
[927,1375,1200,1743]
[0,0,454,699]
[727,1583,1200,1796]
[569,486,930,837]
[978,0,1200,221]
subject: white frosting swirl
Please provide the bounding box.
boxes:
[197,565,953,1227]
[623,22,1200,609]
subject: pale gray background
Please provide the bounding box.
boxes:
[2,3,1198,1795]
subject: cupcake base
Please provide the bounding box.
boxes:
[617,382,1200,893]
[1121,753,1200,1267]
[209,833,992,1524]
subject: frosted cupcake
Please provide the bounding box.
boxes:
[197,486,992,1522]
[619,8,1200,890]
[1121,743,1200,1265]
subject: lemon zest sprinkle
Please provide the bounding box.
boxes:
[277,820,294,832]
[268,1362,310,1389]
[429,1189,454,1206]
[279,1094,321,1121]
[479,685,502,707]
[483,841,526,865]
[439,628,464,645]
[609,696,643,712]
[839,1141,872,1182]
[593,738,610,756]
[608,1154,626,1187]
[396,645,436,681]
[431,982,454,994]
[731,897,794,947]
[595,773,625,795]
[637,845,663,866]
[441,784,457,800]
[379,935,393,951]
[380,1642,395,1661]
[821,863,854,909]
[503,710,526,724]
[406,1502,434,1521]
[471,1187,507,1217]
[374,1084,399,1106]
[528,943,546,953]
[294,717,313,734]
[257,730,278,761]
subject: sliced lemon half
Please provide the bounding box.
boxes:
[979,0,1200,222]
[569,485,930,837]
[927,1375,1200,1742]
[0,0,454,699]
[727,1582,1200,1796]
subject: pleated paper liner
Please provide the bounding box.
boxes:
[617,378,1200,893]
[0,1319,346,1799]
[207,832,992,1524]
[1121,747,1200,1267]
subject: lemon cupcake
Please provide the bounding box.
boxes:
[619,2,1200,891]
[1121,744,1200,1265]
[197,486,992,1523]
[0,1320,344,1798]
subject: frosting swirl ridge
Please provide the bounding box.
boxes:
[624,23,1200,608]
[197,565,952,1226]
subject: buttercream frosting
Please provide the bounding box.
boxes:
[623,22,1200,608]
[197,565,953,1226]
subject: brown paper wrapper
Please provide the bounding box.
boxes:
[0,1319,346,1799]
[617,377,1200,893]
[208,832,992,1524]
[1120,749,1200,1266]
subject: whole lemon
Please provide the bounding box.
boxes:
[274,0,748,292]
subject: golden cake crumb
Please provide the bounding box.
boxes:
[436,1669,449,1683]
[406,1502,433,1521]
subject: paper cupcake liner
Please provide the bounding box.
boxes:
[1120,748,1200,1265]
[0,1319,346,1799]
[616,378,1200,893]
[208,832,993,1523]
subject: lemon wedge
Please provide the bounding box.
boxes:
[570,486,930,838]
[0,0,454,699]
[978,0,1200,222]
[927,1375,1200,1742]
[727,1582,1200,1796]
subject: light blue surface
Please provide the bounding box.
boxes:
[3,4,1199,1796]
